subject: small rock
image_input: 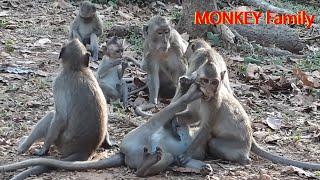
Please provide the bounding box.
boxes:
[34,38,51,47]
[259,174,272,180]
[1,51,10,57]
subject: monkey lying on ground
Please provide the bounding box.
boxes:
[96,36,129,107]
[135,16,188,117]
[6,39,113,180]
[175,51,320,170]
[1,83,214,177]
[69,1,102,61]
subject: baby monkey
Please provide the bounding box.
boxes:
[69,1,102,61]
[96,36,129,107]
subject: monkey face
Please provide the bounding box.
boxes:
[195,62,223,101]
[105,44,123,59]
[149,25,171,53]
[79,1,96,22]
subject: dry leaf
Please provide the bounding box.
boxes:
[293,68,320,88]
[265,116,282,130]
[246,63,262,80]
[282,166,316,178]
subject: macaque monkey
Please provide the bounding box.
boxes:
[8,39,112,179]
[1,84,213,177]
[96,36,129,107]
[176,56,320,170]
[69,1,102,61]
[135,16,188,117]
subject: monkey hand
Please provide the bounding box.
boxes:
[171,118,182,141]
[200,164,213,176]
[176,153,191,166]
[121,61,129,69]
[33,148,49,156]
[180,84,202,104]
[179,75,194,94]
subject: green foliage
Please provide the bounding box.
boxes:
[295,52,320,71]
[126,31,143,52]
[4,39,15,53]
[0,19,9,28]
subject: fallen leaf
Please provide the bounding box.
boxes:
[293,68,320,88]
[282,166,316,178]
[265,116,282,130]
[246,63,262,80]
[34,38,51,47]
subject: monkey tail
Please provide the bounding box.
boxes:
[129,84,148,95]
[135,104,156,117]
[251,139,320,170]
[0,153,125,172]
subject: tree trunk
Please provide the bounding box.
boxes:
[231,23,306,54]
[177,0,216,38]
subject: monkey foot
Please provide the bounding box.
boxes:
[33,148,48,156]
[200,164,213,176]
[101,139,118,149]
[16,136,28,154]
[142,147,163,166]
[177,153,191,166]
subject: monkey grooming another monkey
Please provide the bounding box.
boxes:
[1,83,213,177]
[96,36,129,107]
[69,1,102,61]
[176,56,320,170]
[8,39,112,179]
[135,16,188,117]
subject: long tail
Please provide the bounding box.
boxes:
[10,166,49,180]
[135,104,155,117]
[251,139,320,170]
[1,153,124,172]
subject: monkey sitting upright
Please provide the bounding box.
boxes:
[9,39,112,179]
[96,36,129,107]
[176,50,320,170]
[135,15,188,117]
[69,1,102,61]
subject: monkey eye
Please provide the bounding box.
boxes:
[200,78,210,84]
[116,50,122,53]
[211,79,219,86]
[158,31,163,35]
[164,30,169,34]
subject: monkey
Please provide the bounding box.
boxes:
[96,36,129,107]
[174,56,320,171]
[172,38,232,102]
[135,15,188,117]
[69,1,102,61]
[8,39,113,179]
[0,83,213,177]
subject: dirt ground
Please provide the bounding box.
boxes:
[0,0,319,180]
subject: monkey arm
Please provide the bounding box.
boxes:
[123,56,141,68]
[90,34,99,61]
[94,15,103,37]
[148,62,160,104]
[36,113,66,156]
[98,60,122,79]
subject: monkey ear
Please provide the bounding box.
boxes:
[220,70,226,81]
[82,52,90,67]
[142,25,148,37]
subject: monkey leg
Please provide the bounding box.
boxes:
[119,79,128,108]
[17,111,55,154]
[184,159,213,176]
[10,152,90,180]
[34,113,66,156]
[136,147,174,177]
[100,84,120,102]
[90,33,99,61]
[208,137,251,165]
[100,130,117,149]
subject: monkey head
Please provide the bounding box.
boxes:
[59,39,90,69]
[79,1,97,22]
[143,16,171,53]
[183,39,211,62]
[103,36,124,59]
[194,61,226,101]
